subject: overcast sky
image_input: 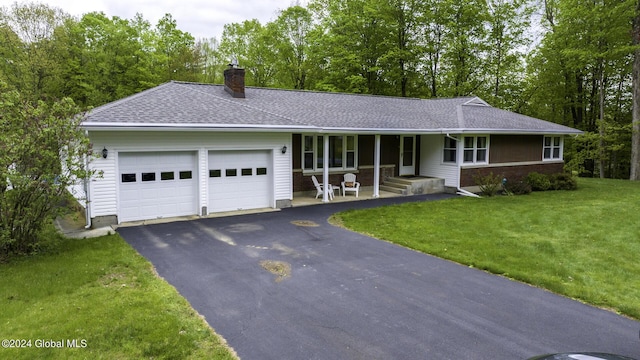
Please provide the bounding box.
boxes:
[0,0,302,40]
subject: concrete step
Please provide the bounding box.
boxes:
[380,184,407,195]
[384,177,415,186]
[382,181,408,190]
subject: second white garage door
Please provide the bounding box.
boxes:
[208,150,272,213]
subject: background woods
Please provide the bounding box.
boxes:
[1,0,639,179]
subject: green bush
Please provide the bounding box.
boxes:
[550,172,578,190]
[525,172,551,191]
[505,180,532,195]
[473,172,503,197]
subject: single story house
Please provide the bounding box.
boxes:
[77,67,582,226]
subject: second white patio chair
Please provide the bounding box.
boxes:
[312,175,334,200]
[341,173,360,197]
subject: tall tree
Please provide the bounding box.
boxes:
[217,19,276,87]
[440,0,489,97]
[154,14,199,82]
[632,0,640,180]
[0,2,69,100]
[483,0,532,109]
[266,5,316,89]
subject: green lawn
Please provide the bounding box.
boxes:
[0,234,237,360]
[335,178,640,320]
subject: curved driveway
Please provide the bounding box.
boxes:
[118,195,640,360]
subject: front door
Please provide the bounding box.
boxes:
[399,135,415,176]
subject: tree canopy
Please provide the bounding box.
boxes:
[1,0,639,178]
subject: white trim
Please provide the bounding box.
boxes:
[543,135,564,161]
[301,134,358,173]
[462,135,489,165]
[461,160,563,169]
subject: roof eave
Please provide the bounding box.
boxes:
[81,122,583,135]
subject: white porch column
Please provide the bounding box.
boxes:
[322,134,330,203]
[373,134,381,198]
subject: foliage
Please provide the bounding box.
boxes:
[472,171,502,196]
[336,178,640,319]
[0,234,237,359]
[0,82,92,257]
[2,0,640,178]
[504,179,532,195]
[549,172,578,190]
[525,172,552,191]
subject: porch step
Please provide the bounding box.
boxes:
[381,178,411,195]
[382,177,445,195]
[380,184,408,195]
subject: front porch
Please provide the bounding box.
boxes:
[291,176,446,207]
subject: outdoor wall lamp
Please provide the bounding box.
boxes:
[102,147,108,159]
[281,145,287,154]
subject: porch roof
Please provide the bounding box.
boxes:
[82,81,582,135]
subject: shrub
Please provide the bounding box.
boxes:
[473,172,503,197]
[525,172,551,191]
[505,180,532,195]
[1,82,92,257]
[550,172,578,190]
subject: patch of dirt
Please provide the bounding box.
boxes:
[259,260,291,282]
[327,215,344,228]
[290,220,319,227]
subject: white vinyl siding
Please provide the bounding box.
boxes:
[87,131,291,222]
[419,135,459,187]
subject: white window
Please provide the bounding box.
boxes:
[443,137,457,163]
[543,136,562,160]
[303,135,357,171]
[463,136,488,164]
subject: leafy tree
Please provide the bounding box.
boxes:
[0,82,92,256]
[309,0,391,94]
[154,14,200,82]
[195,37,225,84]
[632,0,640,180]
[266,5,316,89]
[217,19,277,87]
[483,0,532,109]
[439,0,489,97]
[0,2,69,101]
[524,0,634,178]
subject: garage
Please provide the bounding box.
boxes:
[118,151,198,222]
[208,150,272,213]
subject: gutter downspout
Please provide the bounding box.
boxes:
[84,130,92,229]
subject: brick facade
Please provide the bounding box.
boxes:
[460,162,565,187]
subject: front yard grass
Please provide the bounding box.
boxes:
[0,234,237,360]
[335,178,640,320]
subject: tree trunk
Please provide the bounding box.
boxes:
[632,0,640,180]
[599,66,606,178]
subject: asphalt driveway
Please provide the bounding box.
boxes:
[118,195,640,360]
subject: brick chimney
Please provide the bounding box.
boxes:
[223,64,245,98]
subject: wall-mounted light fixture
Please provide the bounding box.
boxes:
[102,147,108,159]
[281,145,287,154]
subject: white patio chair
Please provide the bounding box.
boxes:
[311,175,334,200]
[341,173,360,197]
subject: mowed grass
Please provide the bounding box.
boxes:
[0,234,237,360]
[336,178,640,319]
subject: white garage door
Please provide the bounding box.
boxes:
[208,150,271,213]
[118,151,198,222]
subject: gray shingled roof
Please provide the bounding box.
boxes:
[82,81,582,135]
